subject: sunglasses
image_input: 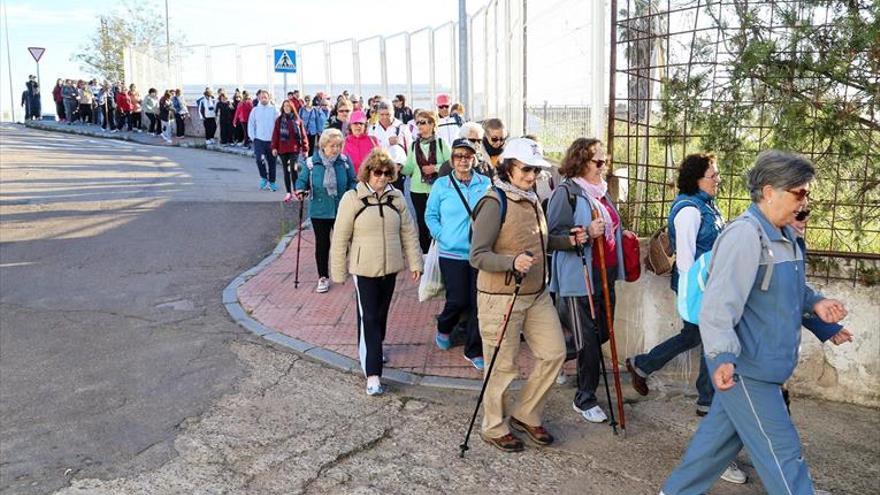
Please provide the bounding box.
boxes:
[338,109,351,113]
[786,188,811,201]
[371,169,394,178]
[795,209,811,222]
[452,153,473,161]
[438,105,450,109]
[591,159,607,167]
[489,136,505,143]
[467,138,480,143]
[416,120,431,126]
[518,164,540,174]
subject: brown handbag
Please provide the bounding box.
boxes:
[645,226,675,275]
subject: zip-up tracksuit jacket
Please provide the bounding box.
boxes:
[663,204,829,495]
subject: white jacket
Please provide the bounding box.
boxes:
[368,119,408,151]
[247,102,279,142]
[436,114,463,146]
[198,96,217,119]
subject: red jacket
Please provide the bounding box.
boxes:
[115,92,132,113]
[271,114,309,155]
[343,133,379,173]
[233,99,252,127]
[53,85,62,103]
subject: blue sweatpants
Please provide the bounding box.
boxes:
[662,374,814,495]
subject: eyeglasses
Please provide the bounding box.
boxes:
[437,105,449,109]
[488,136,505,143]
[518,164,540,174]
[452,153,473,161]
[416,120,431,126]
[786,188,811,201]
[795,209,811,222]
[371,169,394,178]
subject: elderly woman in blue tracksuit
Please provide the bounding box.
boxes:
[661,150,849,495]
[425,138,490,369]
[547,138,630,424]
[295,128,358,294]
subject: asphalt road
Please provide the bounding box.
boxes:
[0,124,288,494]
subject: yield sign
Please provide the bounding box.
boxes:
[28,47,46,62]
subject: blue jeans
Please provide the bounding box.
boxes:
[632,321,713,407]
[253,139,276,183]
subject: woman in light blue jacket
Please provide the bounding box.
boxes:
[425,138,490,369]
[295,128,357,294]
[299,94,329,154]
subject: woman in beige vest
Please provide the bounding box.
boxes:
[330,149,423,396]
[469,137,587,452]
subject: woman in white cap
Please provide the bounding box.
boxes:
[469,137,587,453]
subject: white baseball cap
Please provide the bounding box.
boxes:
[388,144,407,165]
[499,137,551,168]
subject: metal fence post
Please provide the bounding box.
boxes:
[296,43,304,93]
[324,41,332,97]
[353,39,361,96]
[405,33,413,106]
[429,28,436,104]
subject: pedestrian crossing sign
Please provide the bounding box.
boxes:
[274,49,297,73]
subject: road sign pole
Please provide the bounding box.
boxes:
[283,73,288,98]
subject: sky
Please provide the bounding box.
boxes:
[0,0,606,122]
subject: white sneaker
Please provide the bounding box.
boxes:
[573,403,608,423]
[720,462,747,484]
[316,277,330,293]
[556,371,568,385]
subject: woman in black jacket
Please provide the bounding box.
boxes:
[217,93,235,145]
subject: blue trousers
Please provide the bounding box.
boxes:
[253,139,276,183]
[662,374,814,495]
[632,321,713,407]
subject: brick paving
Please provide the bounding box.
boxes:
[238,227,577,380]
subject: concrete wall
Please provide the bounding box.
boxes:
[612,240,880,407]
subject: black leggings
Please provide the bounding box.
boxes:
[410,192,431,254]
[147,113,159,134]
[174,115,186,137]
[204,117,216,139]
[78,104,92,123]
[312,218,334,279]
[279,153,299,194]
[353,273,397,377]
[130,112,142,130]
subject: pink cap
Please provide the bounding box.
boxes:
[435,94,451,106]
[350,109,367,124]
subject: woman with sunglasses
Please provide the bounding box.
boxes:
[482,118,507,168]
[546,138,636,423]
[469,137,587,453]
[662,150,848,495]
[425,138,490,370]
[327,98,352,136]
[401,109,452,253]
[295,128,358,294]
[331,149,423,396]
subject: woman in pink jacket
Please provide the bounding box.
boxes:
[233,90,253,147]
[343,110,379,173]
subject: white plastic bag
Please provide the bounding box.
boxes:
[418,241,445,302]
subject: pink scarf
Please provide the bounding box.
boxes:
[573,177,613,241]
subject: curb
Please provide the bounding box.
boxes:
[22,121,255,158]
[222,223,493,391]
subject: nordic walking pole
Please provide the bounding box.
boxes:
[591,208,627,435]
[574,237,619,435]
[293,194,305,289]
[459,251,531,458]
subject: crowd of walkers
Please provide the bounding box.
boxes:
[44,76,854,494]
